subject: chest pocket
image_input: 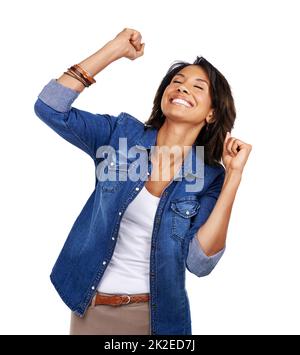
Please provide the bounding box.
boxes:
[170,197,200,242]
[100,161,129,192]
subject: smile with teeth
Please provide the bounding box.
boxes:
[170,98,192,108]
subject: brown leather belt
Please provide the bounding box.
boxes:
[91,293,150,307]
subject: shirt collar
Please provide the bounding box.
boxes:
[134,127,204,180]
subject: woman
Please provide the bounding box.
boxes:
[34,28,252,335]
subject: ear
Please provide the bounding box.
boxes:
[205,109,215,124]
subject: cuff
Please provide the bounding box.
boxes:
[37,79,80,113]
[186,234,225,277]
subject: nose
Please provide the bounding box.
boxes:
[177,85,189,94]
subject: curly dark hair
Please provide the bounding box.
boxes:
[144,56,236,166]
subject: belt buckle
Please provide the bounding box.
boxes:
[121,294,131,305]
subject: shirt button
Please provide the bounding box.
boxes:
[91,286,95,290]
[147,172,150,176]
[118,212,122,216]
[186,210,190,215]
[110,162,114,166]
[103,261,107,265]
[112,237,115,240]
[135,187,140,191]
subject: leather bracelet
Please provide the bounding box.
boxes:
[67,67,91,87]
[69,65,95,85]
[64,70,88,87]
[64,71,89,87]
[73,64,96,84]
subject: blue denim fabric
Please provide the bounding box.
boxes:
[34,79,226,335]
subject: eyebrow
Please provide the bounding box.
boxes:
[174,73,209,86]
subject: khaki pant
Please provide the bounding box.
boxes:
[70,298,151,335]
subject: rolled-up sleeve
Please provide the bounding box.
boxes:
[37,79,80,112]
[186,234,225,277]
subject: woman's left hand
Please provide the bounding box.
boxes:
[222,132,252,173]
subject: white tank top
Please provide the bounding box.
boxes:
[97,185,160,294]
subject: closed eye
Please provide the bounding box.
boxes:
[172,80,204,90]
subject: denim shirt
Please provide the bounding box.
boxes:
[34,79,226,335]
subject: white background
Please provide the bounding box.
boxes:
[1,0,299,335]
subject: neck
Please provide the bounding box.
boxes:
[153,119,204,164]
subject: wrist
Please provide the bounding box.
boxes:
[103,40,125,61]
[224,168,242,185]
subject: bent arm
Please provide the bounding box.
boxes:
[186,167,241,277]
[34,80,121,160]
[34,41,124,159]
[196,168,242,256]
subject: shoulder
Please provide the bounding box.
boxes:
[203,162,226,192]
[118,111,145,128]
[205,161,225,178]
[111,111,149,145]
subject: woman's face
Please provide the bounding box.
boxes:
[161,65,214,127]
